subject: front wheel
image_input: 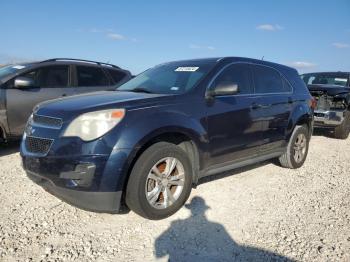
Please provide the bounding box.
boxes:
[334,110,350,139]
[126,142,193,220]
[279,125,310,169]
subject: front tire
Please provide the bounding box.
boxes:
[126,142,193,220]
[279,125,310,169]
[334,110,350,139]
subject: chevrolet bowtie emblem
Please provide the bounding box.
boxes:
[26,126,36,136]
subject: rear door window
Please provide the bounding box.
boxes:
[76,66,109,87]
[252,65,288,93]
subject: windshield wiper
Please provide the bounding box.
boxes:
[129,87,153,94]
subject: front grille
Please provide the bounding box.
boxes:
[25,136,53,155]
[316,96,330,111]
[33,114,62,128]
[314,112,325,118]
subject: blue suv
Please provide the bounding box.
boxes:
[20,57,314,220]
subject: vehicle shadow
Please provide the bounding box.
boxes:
[154,197,292,262]
[312,128,335,139]
[197,161,271,186]
[0,141,20,157]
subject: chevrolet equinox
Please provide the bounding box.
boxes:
[21,57,314,220]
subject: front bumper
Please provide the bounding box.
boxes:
[21,148,133,213]
[27,171,123,213]
[21,140,133,213]
[20,112,134,213]
[314,109,346,127]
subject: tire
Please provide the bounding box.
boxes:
[334,110,350,140]
[125,142,193,220]
[279,125,309,169]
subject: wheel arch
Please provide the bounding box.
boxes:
[120,128,203,197]
[0,121,7,141]
[287,104,313,139]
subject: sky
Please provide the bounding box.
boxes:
[0,0,349,74]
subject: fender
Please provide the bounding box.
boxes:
[334,93,350,106]
[0,88,9,138]
[0,114,7,140]
[115,110,208,160]
[110,110,209,189]
[287,102,313,139]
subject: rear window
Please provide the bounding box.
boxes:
[301,73,349,87]
[253,65,289,93]
[107,69,126,84]
[76,66,109,87]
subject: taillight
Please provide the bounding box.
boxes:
[309,97,317,110]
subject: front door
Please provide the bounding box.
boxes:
[206,63,263,168]
[6,65,73,136]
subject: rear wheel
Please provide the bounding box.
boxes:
[126,142,192,220]
[279,125,309,169]
[334,110,350,139]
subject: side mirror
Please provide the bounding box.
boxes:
[14,76,35,88]
[209,82,239,97]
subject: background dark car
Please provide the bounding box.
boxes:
[21,57,314,220]
[301,72,350,139]
[0,58,132,141]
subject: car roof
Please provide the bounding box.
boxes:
[163,56,296,71]
[42,58,122,69]
[18,58,128,71]
[301,71,350,75]
[0,59,131,83]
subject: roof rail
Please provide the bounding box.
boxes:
[39,58,121,69]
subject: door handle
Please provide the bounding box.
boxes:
[251,103,271,109]
[251,103,260,110]
[62,94,67,97]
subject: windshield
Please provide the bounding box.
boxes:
[301,73,349,87]
[0,65,26,79]
[117,61,215,94]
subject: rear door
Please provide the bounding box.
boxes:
[206,63,264,167]
[73,65,114,94]
[6,65,73,136]
[251,64,292,153]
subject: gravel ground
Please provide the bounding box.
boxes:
[0,132,349,261]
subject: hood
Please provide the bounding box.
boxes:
[308,84,350,96]
[36,91,173,118]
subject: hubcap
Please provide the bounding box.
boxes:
[293,133,307,163]
[145,157,185,209]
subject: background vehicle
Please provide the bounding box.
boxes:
[0,58,132,141]
[21,57,314,220]
[301,72,350,139]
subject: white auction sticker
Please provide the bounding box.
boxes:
[12,65,26,70]
[175,67,199,72]
[335,78,347,82]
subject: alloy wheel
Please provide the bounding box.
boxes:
[145,157,185,209]
[293,133,307,163]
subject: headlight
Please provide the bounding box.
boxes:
[62,109,125,141]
